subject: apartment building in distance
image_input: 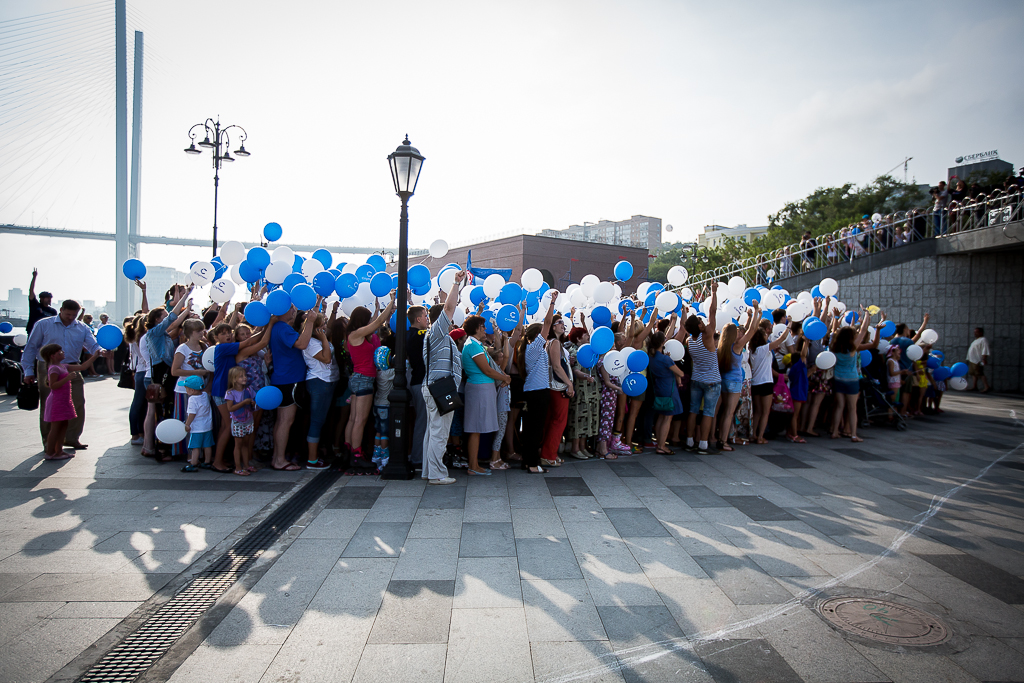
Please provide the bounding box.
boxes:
[540,215,662,253]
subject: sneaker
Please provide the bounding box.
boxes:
[630,444,644,454]
[306,459,329,470]
[181,464,199,473]
[580,448,595,459]
[452,457,469,469]
[130,437,144,446]
[429,477,457,485]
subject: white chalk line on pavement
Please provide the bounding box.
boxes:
[536,410,1023,683]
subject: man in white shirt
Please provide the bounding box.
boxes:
[967,327,990,393]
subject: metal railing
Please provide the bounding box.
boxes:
[677,187,1024,297]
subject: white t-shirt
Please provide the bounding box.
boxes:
[174,343,205,394]
[303,338,340,382]
[750,345,774,386]
[968,337,990,364]
[186,394,213,433]
[134,337,152,378]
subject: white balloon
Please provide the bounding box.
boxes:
[761,290,782,310]
[580,274,600,298]
[190,261,215,286]
[771,323,787,340]
[636,282,651,301]
[818,277,839,297]
[919,329,939,345]
[680,287,693,301]
[797,291,814,305]
[871,213,882,223]
[604,350,628,377]
[229,264,245,285]
[521,268,544,292]
[429,239,449,259]
[905,344,924,361]
[766,268,776,279]
[569,289,588,309]
[593,281,614,304]
[355,281,373,305]
[264,260,292,285]
[341,296,362,317]
[728,276,746,297]
[667,266,688,286]
[452,307,467,325]
[830,300,847,314]
[155,418,187,444]
[210,278,236,303]
[272,246,294,264]
[438,268,457,292]
[483,273,505,299]
[788,301,810,322]
[555,294,572,314]
[664,339,685,361]
[202,346,216,372]
[220,241,246,266]
[656,291,678,313]
[814,350,836,370]
[13,333,27,346]
[341,262,359,276]
[301,258,324,278]
[876,339,890,353]
[948,376,968,391]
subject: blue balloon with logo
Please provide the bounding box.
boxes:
[122,258,146,280]
[255,385,283,410]
[96,324,123,350]
[743,288,761,306]
[312,271,336,297]
[878,320,895,338]
[408,264,430,289]
[648,283,664,293]
[619,299,635,315]
[950,362,968,378]
[335,273,358,298]
[283,273,306,293]
[590,305,612,329]
[238,259,262,283]
[621,372,647,397]
[811,285,822,298]
[576,343,597,368]
[469,286,486,306]
[499,283,523,305]
[263,222,282,242]
[311,249,332,269]
[591,327,614,354]
[244,301,271,327]
[496,304,519,332]
[644,291,657,308]
[355,264,375,283]
[613,260,633,281]
[247,246,271,270]
[860,349,873,367]
[366,254,387,273]
[626,349,649,372]
[266,289,292,316]
[370,272,394,298]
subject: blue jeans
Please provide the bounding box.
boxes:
[306,378,335,442]
[689,381,722,417]
[933,210,946,236]
[129,371,150,435]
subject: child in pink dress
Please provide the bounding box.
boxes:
[40,343,100,460]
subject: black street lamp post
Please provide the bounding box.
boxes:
[184,118,250,257]
[380,136,424,480]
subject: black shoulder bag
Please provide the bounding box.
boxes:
[426,330,463,415]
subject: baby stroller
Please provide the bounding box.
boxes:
[858,350,907,431]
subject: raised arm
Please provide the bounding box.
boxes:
[136,279,149,313]
[29,268,37,301]
[768,327,790,351]
[734,302,761,352]
[854,307,873,346]
[703,287,718,352]
[633,308,659,348]
[911,312,931,343]
[293,311,317,351]
[309,330,331,363]
[443,270,467,321]
[539,293,557,340]
[350,296,396,343]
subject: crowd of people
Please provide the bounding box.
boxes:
[14,261,985,481]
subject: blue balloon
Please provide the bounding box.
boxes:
[860,349,873,367]
[878,320,896,338]
[613,260,633,281]
[771,285,783,290]
[484,318,494,335]
[283,273,306,293]
[926,355,940,370]
[238,260,262,283]
[527,298,539,315]
[122,258,146,280]
[743,288,761,306]
[370,272,394,298]
[803,319,827,341]
[292,254,305,273]
[648,283,664,293]
[591,305,612,329]
[290,284,316,311]
[244,301,271,327]
[618,299,635,315]
[266,289,292,316]
[211,256,224,268]
[336,273,358,298]
[576,344,598,368]
[366,254,387,273]
[0,322,13,333]
[644,291,658,308]
[255,385,283,410]
[389,310,409,332]
[96,324,123,350]
[591,327,614,354]
[950,362,968,378]
[933,366,951,381]
[263,222,283,242]
[811,285,822,298]
[844,311,859,325]
[496,304,520,332]
[355,264,375,283]
[626,349,649,372]
[327,268,341,279]
[499,282,523,305]
[312,271,336,297]
[312,249,333,269]
[931,349,944,361]
[482,309,495,321]
[411,281,432,296]
[408,264,431,288]
[621,373,648,397]
[247,246,271,270]
[391,273,400,288]
[469,286,486,306]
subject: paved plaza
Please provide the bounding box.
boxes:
[2,378,1024,683]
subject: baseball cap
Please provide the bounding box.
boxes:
[177,376,205,391]
[449,328,467,342]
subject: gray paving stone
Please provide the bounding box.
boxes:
[419,485,466,509]
[512,508,567,539]
[522,579,608,642]
[722,495,797,521]
[393,538,460,580]
[326,486,383,509]
[691,555,795,605]
[563,521,632,558]
[463,495,512,523]
[915,552,1024,604]
[661,520,738,556]
[648,576,743,636]
[769,475,834,497]
[307,558,396,612]
[364,495,421,522]
[588,486,645,508]
[165,643,280,683]
[508,486,556,509]
[408,508,464,539]
[367,579,454,644]
[606,462,654,478]
[298,508,369,540]
[459,522,516,557]
[453,557,523,608]
[7,572,177,602]
[445,608,533,683]
[579,553,664,606]
[516,537,584,579]
[848,641,982,683]
[531,640,625,683]
[604,507,671,537]
[625,536,709,579]
[258,610,376,683]
[635,493,704,522]
[554,496,609,523]
[351,643,447,683]
[669,485,732,508]
[757,453,814,469]
[694,638,803,683]
[546,477,595,497]
[341,522,411,558]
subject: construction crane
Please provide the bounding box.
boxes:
[883,157,914,184]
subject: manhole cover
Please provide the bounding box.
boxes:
[818,597,951,646]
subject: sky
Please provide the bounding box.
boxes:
[1,0,1022,305]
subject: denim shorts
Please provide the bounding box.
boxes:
[722,378,742,394]
[374,405,390,437]
[349,372,375,397]
[689,381,722,417]
[212,395,227,406]
[187,430,215,449]
[834,379,861,395]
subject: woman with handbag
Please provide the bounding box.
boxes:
[540,315,574,467]
[460,315,511,476]
[715,303,760,451]
[517,294,557,474]
[564,325,599,460]
[648,331,685,454]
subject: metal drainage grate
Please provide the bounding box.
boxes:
[79,470,342,683]
[818,597,951,646]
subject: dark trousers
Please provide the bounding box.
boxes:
[521,389,550,468]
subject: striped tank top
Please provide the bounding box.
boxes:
[688,336,722,384]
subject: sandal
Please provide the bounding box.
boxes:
[245,464,258,473]
[504,453,523,462]
[44,452,74,461]
[181,464,199,472]
[850,436,864,443]
[526,466,548,474]
[210,465,232,473]
[602,453,618,460]
[718,444,735,452]
[271,463,301,471]
[233,469,251,476]
[655,448,674,455]
[540,458,562,468]
[786,436,807,444]
[490,460,509,470]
